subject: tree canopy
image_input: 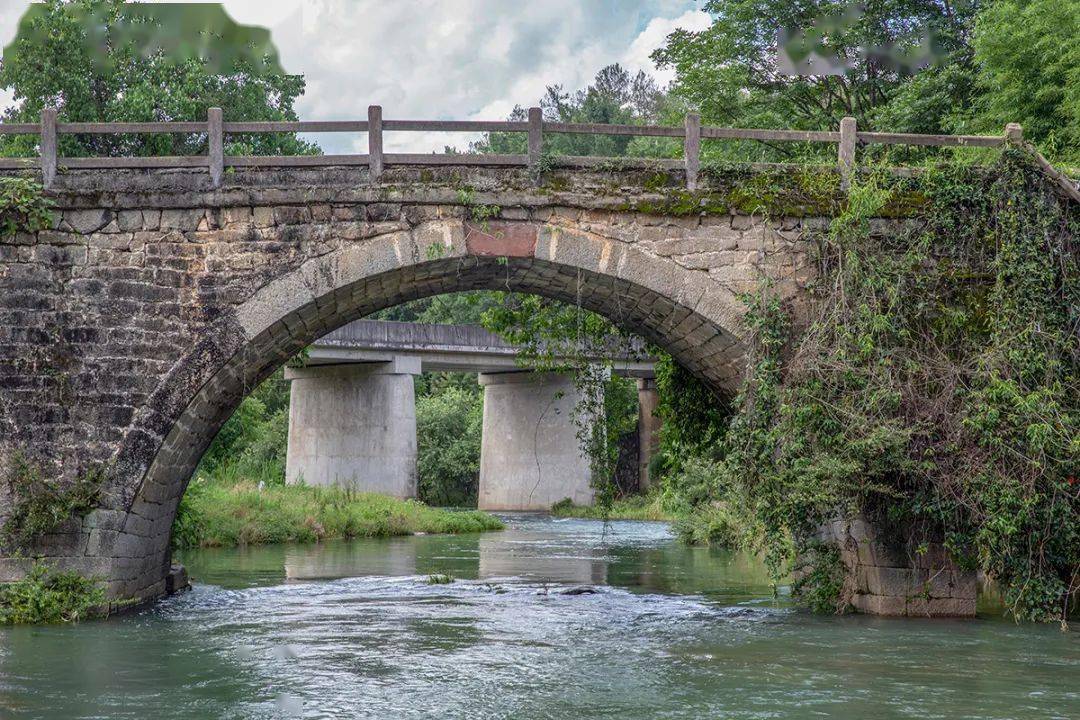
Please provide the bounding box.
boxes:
[0,0,315,158]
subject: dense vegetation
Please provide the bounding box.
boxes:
[0,563,104,625]
[668,154,1078,623]
[0,0,315,158]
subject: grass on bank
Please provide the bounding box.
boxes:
[173,476,504,550]
[550,494,676,522]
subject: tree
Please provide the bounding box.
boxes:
[652,0,980,160]
[0,0,315,158]
[471,63,679,158]
[973,0,1080,163]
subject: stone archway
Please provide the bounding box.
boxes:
[0,164,821,605]
[112,219,757,601]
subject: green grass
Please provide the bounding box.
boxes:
[550,494,675,522]
[172,477,504,549]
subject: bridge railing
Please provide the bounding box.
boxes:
[0,105,1022,191]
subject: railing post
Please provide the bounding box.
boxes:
[684,112,700,191]
[838,116,856,191]
[208,107,223,188]
[1004,123,1023,146]
[368,105,383,182]
[527,106,543,181]
[40,108,57,189]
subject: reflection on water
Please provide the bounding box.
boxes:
[0,515,1077,719]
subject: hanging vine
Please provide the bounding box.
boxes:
[684,150,1078,623]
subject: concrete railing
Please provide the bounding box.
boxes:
[0,106,1024,192]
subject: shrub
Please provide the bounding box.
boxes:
[416,383,483,506]
[0,562,105,624]
[2,453,103,549]
[0,176,53,238]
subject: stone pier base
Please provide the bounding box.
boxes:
[819,516,977,617]
[284,360,419,498]
[477,372,593,511]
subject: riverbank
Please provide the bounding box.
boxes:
[550,494,674,522]
[173,478,504,549]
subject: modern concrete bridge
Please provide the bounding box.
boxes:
[286,319,657,510]
[2,106,1058,615]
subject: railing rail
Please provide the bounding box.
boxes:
[0,105,1022,191]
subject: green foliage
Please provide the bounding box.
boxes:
[652,0,979,162]
[0,177,53,238]
[471,63,679,159]
[426,573,455,585]
[372,291,501,325]
[0,562,104,624]
[680,151,1079,622]
[2,453,103,549]
[790,543,848,614]
[973,0,1080,164]
[650,355,731,481]
[416,383,483,506]
[172,479,503,550]
[197,371,289,485]
[0,0,316,159]
[550,493,674,521]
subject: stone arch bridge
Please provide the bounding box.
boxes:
[0,161,834,605]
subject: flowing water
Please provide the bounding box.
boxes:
[1,515,1077,719]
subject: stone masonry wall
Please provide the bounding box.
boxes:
[818,516,978,617]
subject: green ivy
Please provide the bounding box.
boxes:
[0,176,53,238]
[693,150,1078,623]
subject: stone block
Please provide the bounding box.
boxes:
[159,209,204,231]
[851,593,907,617]
[64,209,111,234]
[252,206,275,228]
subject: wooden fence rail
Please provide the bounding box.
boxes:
[0,105,1020,191]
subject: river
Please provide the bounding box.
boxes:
[1,515,1077,719]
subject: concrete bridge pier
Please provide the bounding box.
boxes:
[477,372,594,511]
[284,358,420,498]
[636,378,662,491]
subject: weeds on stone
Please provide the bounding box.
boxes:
[2,453,103,549]
[0,176,53,238]
[0,562,105,624]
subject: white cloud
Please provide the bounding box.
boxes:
[620,9,711,85]
[0,1,712,152]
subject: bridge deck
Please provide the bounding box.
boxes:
[306,320,656,377]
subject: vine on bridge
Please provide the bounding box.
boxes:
[692,149,1078,624]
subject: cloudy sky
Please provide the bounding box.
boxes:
[0,0,710,152]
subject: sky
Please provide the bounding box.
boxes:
[0,0,711,153]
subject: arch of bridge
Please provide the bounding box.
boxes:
[0,165,819,600]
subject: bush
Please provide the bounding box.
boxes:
[682,154,1079,622]
[0,177,53,238]
[416,382,483,506]
[791,543,849,615]
[0,562,105,624]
